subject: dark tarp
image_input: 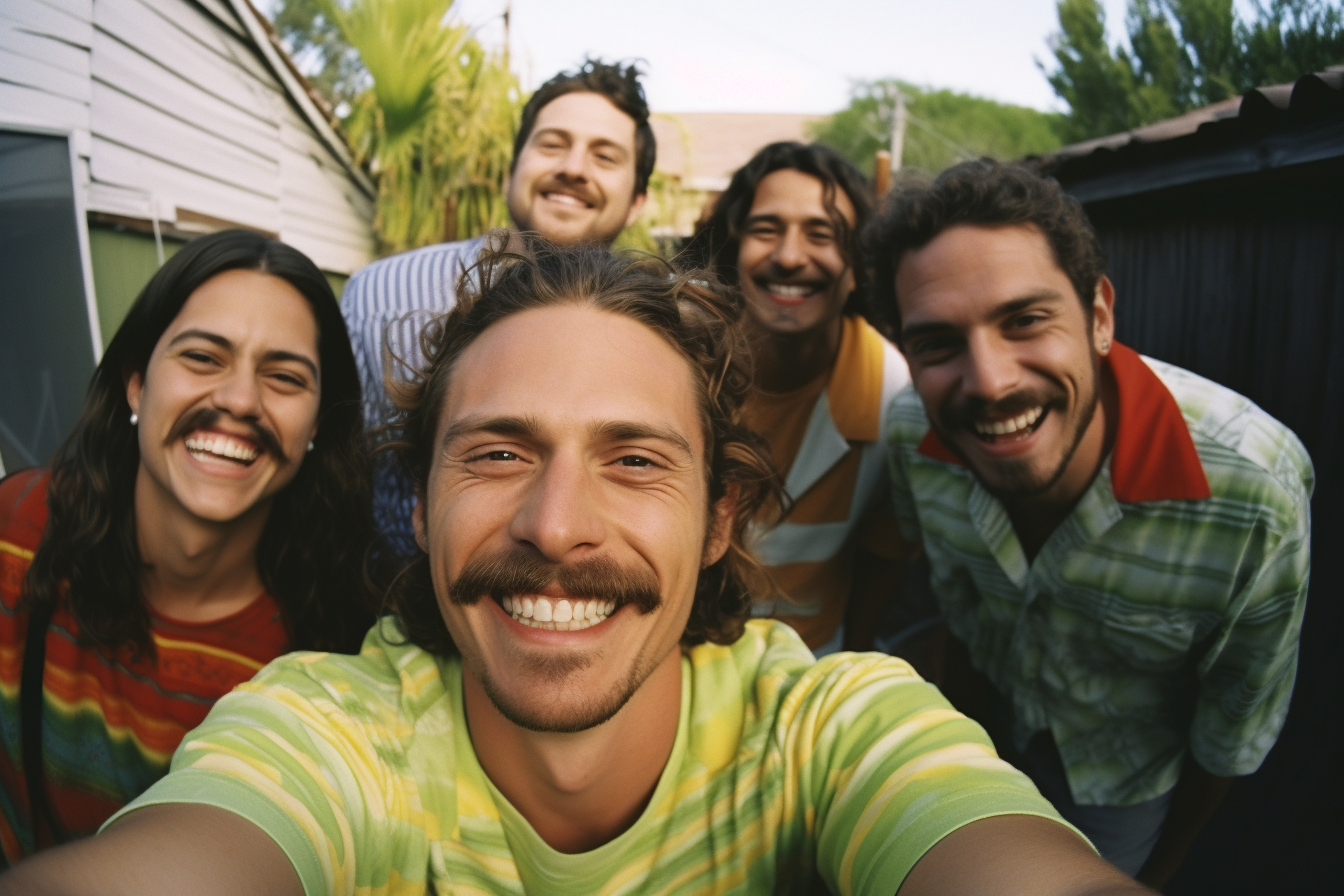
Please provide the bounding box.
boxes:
[1059,127,1343,894]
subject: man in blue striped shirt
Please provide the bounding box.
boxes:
[342,60,655,556]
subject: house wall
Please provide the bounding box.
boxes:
[0,0,374,284]
[88,225,349,349]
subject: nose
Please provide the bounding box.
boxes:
[556,143,588,182]
[211,367,264,420]
[508,451,605,562]
[771,226,807,272]
[961,331,1021,403]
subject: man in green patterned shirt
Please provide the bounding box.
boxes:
[864,161,1313,887]
[0,238,1149,895]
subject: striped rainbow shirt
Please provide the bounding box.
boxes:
[0,470,289,862]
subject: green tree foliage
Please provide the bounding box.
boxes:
[808,80,1066,178]
[1239,0,1344,86]
[1045,0,1344,141]
[271,0,521,255]
[271,0,367,115]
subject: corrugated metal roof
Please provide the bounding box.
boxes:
[1035,68,1344,202]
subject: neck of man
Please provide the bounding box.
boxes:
[134,466,271,623]
[1005,365,1120,562]
[748,315,844,394]
[465,645,683,854]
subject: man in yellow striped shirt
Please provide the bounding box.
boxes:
[0,240,1150,895]
[688,143,914,656]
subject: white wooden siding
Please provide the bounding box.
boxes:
[0,0,374,273]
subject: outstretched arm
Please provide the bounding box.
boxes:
[898,815,1153,896]
[0,804,301,896]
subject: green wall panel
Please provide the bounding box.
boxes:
[89,227,350,350]
[88,226,184,349]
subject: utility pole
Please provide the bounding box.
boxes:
[889,86,908,176]
[503,1,511,65]
[874,151,891,195]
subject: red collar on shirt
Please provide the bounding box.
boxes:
[915,341,1210,503]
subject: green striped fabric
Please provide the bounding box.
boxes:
[108,619,1068,895]
[885,355,1313,807]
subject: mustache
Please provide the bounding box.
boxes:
[163,407,288,463]
[449,550,661,615]
[536,176,599,207]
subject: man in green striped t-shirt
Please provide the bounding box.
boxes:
[864,161,1312,888]
[0,238,1148,895]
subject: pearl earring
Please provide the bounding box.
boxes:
[307,440,315,453]
[129,412,138,426]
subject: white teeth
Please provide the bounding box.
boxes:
[973,406,1043,437]
[185,433,260,463]
[544,191,588,207]
[502,594,614,631]
[765,283,813,297]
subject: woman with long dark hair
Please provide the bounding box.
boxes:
[0,230,377,862]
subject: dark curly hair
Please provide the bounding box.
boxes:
[863,158,1107,342]
[513,58,656,196]
[684,141,877,326]
[23,230,378,657]
[384,234,783,656]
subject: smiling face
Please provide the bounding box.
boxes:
[736,168,856,340]
[896,224,1114,505]
[415,304,727,732]
[505,91,647,246]
[126,268,321,526]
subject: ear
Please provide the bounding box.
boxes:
[1092,275,1116,356]
[125,370,144,417]
[623,190,648,228]
[412,492,429,554]
[701,484,738,568]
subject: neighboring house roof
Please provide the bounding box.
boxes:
[651,112,824,191]
[1035,68,1344,203]
[0,0,375,274]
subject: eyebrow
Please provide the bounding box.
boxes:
[532,127,629,156]
[168,328,319,378]
[592,421,694,461]
[743,213,835,230]
[439,415,540,453]
[439,415,695,460]
[900,291,1065,343]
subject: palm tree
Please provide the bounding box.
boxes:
[323,0,521,254]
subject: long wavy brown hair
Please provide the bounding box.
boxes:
[384,234,784,654]
[23,230,378,656]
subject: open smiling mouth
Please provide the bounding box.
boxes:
[185,433,260,466]
[758,281,823,301]
[501,595,616,632]
[541,190,593,209]
[971,406,1047,444]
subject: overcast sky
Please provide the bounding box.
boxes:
[450,0,1136,113]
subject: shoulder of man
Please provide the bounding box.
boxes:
[882,383,934,453]
[1144,355,1314,507]
[690,620,932,738]
[341,235,490,318]
[236,616,449,727]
